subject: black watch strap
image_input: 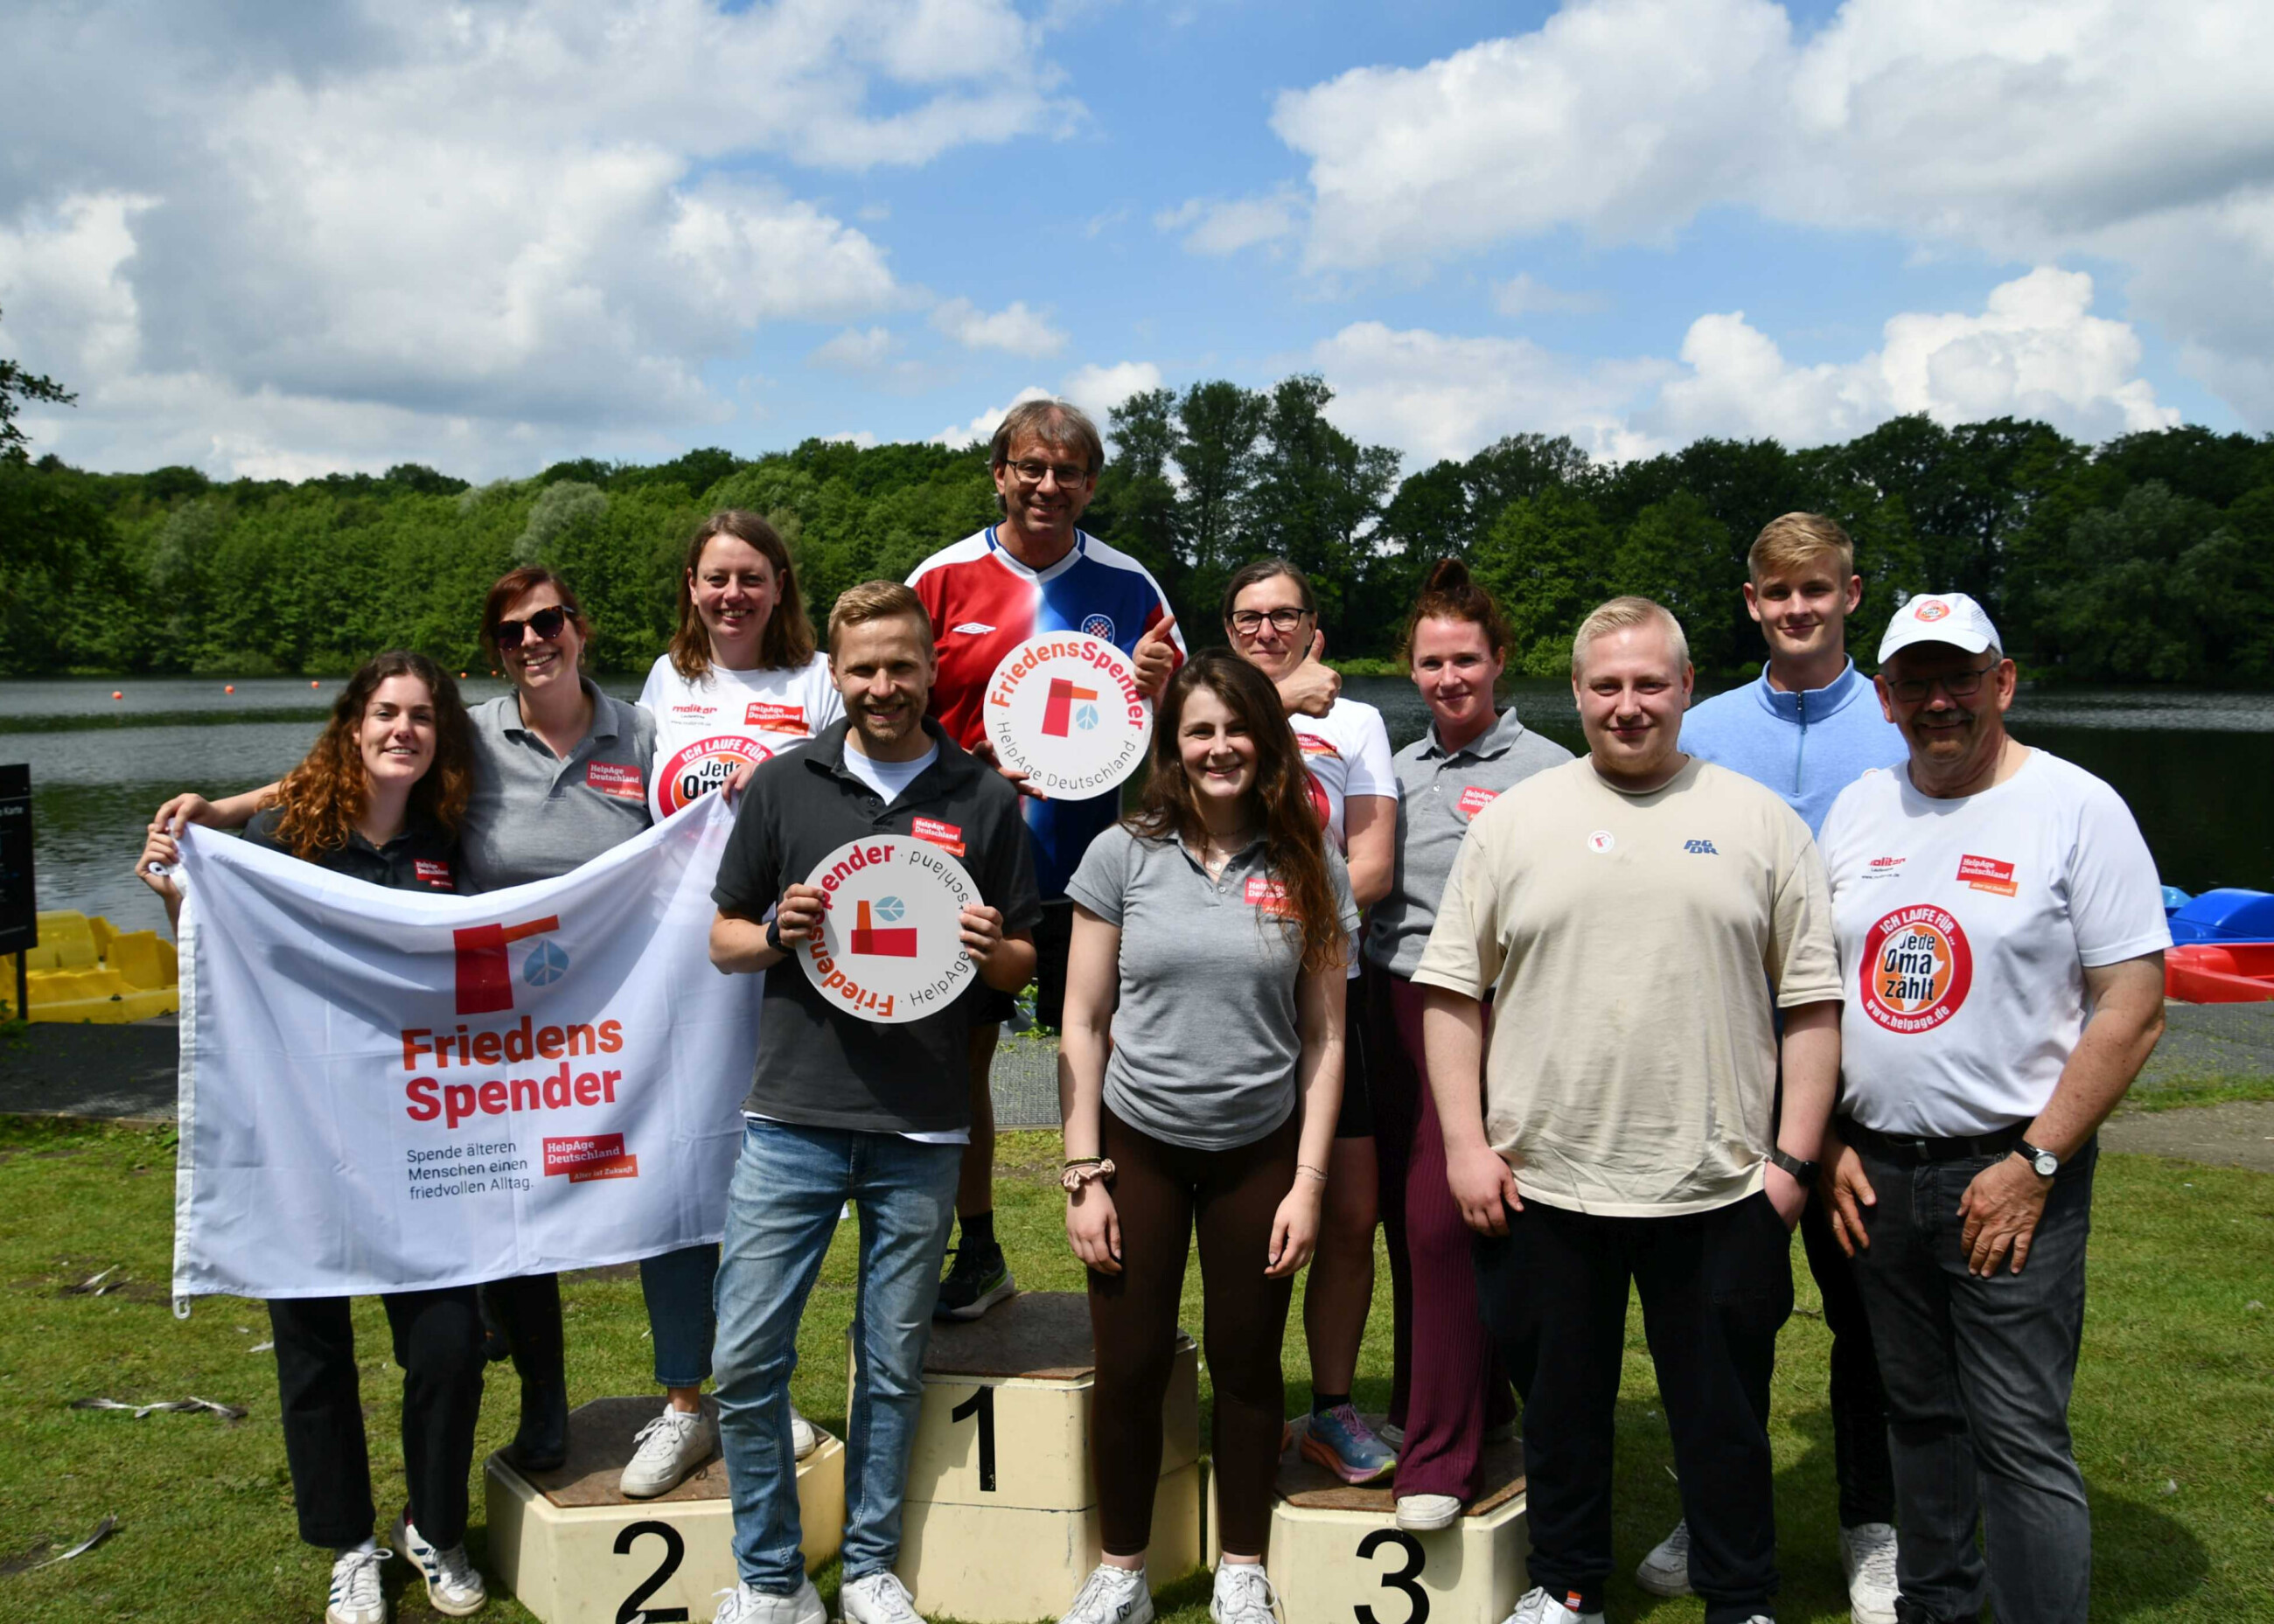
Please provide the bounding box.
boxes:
[764,914,785,955]
[2016,1140,2060,1177]
[1768,1147,1820,1187]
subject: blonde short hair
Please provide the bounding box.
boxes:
[827,580,933,650]
[1749,512,1855,583]
[1573,596,1689,678]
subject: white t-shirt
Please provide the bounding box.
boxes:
[840,742,939,806]
[1290,699,1399,854]
[1819,750,2171,1138]
[638,652,842,822]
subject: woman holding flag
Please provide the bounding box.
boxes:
[138,652,492,1624]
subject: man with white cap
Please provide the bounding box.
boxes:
[1816,592,2168,1624]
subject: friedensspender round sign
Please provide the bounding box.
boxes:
[982,634,1153,798]
[795,835,978,1024]
[652,734,777,820]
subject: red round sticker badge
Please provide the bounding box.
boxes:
[1860,904,1974,1034]
[653,735,775,819]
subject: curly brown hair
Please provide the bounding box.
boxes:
[667,511,818,680]
[269,652,476,861]
[1128,650,1346,975]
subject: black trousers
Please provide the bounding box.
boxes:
[1799,1184,1896,1527]
[268,1287,485,1550]
[1475,1194,1794,1624]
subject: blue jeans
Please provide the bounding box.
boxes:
[712,1119,960,1591]
[640,1244,718,1388]
[1849,1138,2098,1624]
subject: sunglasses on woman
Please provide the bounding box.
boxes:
[492,605,578,648]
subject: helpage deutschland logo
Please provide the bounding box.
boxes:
[984,635,1152,798]
[1860,904,1974,1034]
[652,734,775,819]
[798,836,980,1024]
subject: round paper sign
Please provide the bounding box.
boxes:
[982,634,1153,798]
[652,734,776,820]
[795,835,979,1024]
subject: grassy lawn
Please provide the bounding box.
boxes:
[0,1119,2268,1622]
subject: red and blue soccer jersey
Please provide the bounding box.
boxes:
[910,526,1184,896]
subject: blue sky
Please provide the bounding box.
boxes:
[3,0,2266,481]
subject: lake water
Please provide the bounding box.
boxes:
[3,673,2271,933]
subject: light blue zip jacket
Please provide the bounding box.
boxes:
[1681,659,1908,836]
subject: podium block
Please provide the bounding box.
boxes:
[485,1396,844,1624]
[1216,1419,1528,1624]
[871,1293,1203,1623]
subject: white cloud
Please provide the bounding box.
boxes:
[930,298,1070,358]
[1154,190,1303,256]
[1266,0,2274,423]
[931,386,1055,450]
[809,327,901,371]
[1492,274,1608,317]
[1060,360,1164,428]
[1315,268,2175,469]
[0,0,1083,475]
[826,430,882,449]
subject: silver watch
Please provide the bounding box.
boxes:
[2016,1140,2059,1178]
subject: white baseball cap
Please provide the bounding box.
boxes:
[1878,592,2001,663]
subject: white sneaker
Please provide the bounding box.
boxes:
[1059,1563,1154,1624]
[712,1579,827,1624]
[841,1570,927,1624]
[1379,1420,1404,1448]
[1840,1522,1900,1624]
[327,1544,391,1624]
[1396,1493,1462,1531]
[1635,1516,1692,1597]
[389,1515,485,1616]
[622,1404,720,1498]
[1503,1586,1604,1624]
[1210,1561,1280,1623]
[792,1402,820,1460]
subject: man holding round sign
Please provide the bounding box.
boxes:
[708,581,1039,1624]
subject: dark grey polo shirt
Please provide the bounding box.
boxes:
[460,680,657,891]
[712,718,1042,1134]
[245,808,463,894]
[1067,826,1357,1152]
[1364,707,1573,978]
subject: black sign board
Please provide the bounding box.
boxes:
[0,763,34,958]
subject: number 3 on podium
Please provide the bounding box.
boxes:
[616,1520,688,1623]
[949,1384,997,1491]
[1356,1527,1428,1624]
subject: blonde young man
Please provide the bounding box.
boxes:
[1649,515,1908,1622]
[1418,598,1842,1624]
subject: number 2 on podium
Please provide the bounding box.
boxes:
[614,1520,688,1622]
[1355,1527,1428,1624]
[949,1384,997,1491]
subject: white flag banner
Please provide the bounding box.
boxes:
[170,794,758,1302]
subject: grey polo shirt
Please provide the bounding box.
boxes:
[1364,707,1572,978]
[460,680,657,892]
[1067,826,1358,1153]
[712,718,1042,1134]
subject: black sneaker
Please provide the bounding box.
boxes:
[931,1242,1015,1321]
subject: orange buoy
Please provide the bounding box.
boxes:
[310,680,320,688]
[111,689,123,700]
[224,684,236,694]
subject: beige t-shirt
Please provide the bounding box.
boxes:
[1412,756,1841,1216]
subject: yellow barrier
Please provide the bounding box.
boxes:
[2,910,179,1024]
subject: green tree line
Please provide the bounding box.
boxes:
[4,377,2272,685]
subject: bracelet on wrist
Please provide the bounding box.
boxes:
[1296,1163,1329,1183]
[1060,1159,1115,1194]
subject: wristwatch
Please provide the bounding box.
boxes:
[2016,1140,2060,1178]
[1767,1147,1819,1187]
[764,915,786,955]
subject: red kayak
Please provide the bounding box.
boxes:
[2166,941,2274,1003]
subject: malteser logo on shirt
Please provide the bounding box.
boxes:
[1957,854,2018,896]
[1860,904,1974,1034]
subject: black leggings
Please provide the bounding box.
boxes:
[1088,1105,1298,1558]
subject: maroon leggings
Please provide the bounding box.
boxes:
[1370,965,1520,1500]
[1089,1104,1298,1558]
